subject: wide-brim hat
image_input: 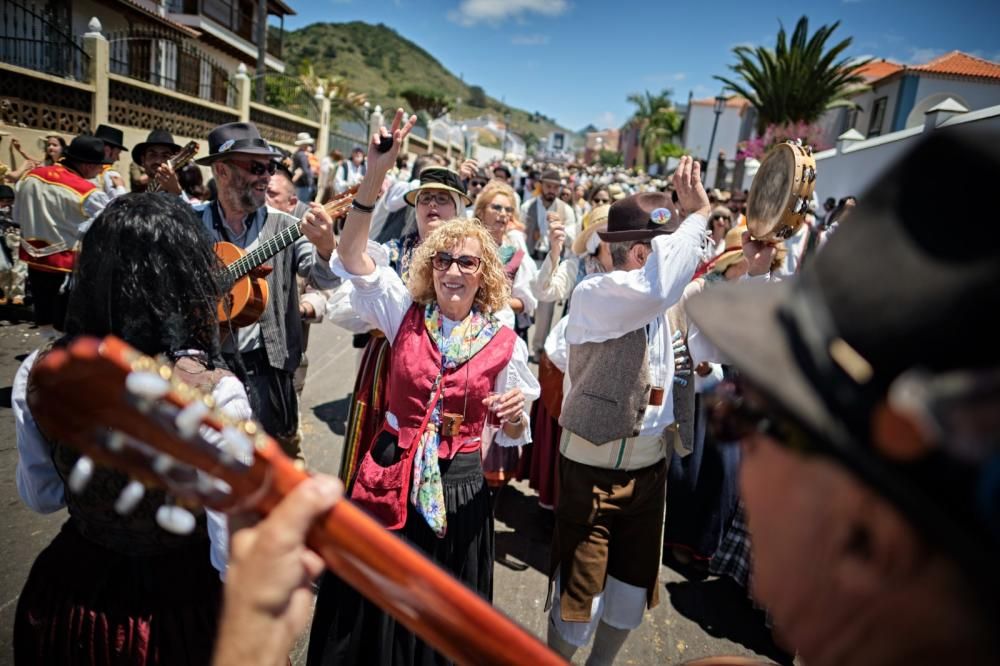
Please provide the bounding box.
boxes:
[195,122,283,165]
[94,124,127,151]
[607,183,626,201]
[687,129,1000,575]
[294,131,315,146]
[132,129,181,162]
[572,204,610,255]
[492,164,512,179]
[598,192,678,242]
[540,169,562,184]
[403,166,472,207]
[64,135,111,165]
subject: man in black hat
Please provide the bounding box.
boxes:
[93,123,128,199]
[545,156,712,663]
[13,135,111,333]
[131,128,182,194]
[686,132,1000,666]
[193,121,338,458]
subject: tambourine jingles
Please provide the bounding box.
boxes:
[746,139,817,242]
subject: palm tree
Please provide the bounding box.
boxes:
[626,89,683,168]
[715,16,870,134]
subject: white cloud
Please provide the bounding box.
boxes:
[448,0,569,27]
[597,111,617,129]
[643,72,687,84]
[511,33,550,46]
[906,47,946,65]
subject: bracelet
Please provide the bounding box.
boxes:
[351,198,377,214]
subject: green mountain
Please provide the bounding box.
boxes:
[279,21,573,147]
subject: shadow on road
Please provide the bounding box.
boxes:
[665,576,794,665]
[312,395,351,436]
[493,483,552,574]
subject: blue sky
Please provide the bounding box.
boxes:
[287,0,1000,131]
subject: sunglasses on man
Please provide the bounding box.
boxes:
[431,251,482,274]
[227,158,277,176]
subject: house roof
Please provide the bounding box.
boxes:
[908,50,1000,81]
[856,58,904,82]
[690,96,751,109]
[114,0,199,36]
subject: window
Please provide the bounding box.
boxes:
[868,97,888,137]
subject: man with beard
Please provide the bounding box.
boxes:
[521,169,577,359]
[193,122,338,457]
[132,129,182,195]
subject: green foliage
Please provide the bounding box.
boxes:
[400,86,452,117]
[626,89,684,168]
[598,149,624,167]
[280,21,574,140]
[467,85,487,107]
[715,15,870,133]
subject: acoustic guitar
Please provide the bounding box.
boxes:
[27,335,563,666]
[215,185,357,328]
[146,140,200,193]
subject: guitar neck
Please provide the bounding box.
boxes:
[226,222,302,279]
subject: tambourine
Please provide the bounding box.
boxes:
[746,139,817,242]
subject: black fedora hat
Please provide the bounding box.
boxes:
[687,129,1000,574]
[0,184,15,199]
[94,124,127,151]
[598,191,678,242]
[131,129,181,162]
[195,122,283,165]
[63,135,111,165]
[403,166,472,207]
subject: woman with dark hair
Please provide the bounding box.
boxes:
[43,134,67,166]
[12,193,252,665]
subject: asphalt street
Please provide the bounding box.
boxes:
[0,303,790,665]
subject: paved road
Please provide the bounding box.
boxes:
[0,304,790,665]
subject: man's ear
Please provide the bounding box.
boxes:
[832,487,924,598]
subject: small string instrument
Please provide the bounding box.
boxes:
[27,335,563,666]
[215,185,357,328]
[147,140,200,193]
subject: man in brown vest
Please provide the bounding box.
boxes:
[546,157,710,664]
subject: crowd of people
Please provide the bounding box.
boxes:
[3,111,997,666]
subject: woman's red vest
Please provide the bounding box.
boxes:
[387,303,516,459]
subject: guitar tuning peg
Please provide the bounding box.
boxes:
[152,453,174,475]
[221,425,253,463]
[156,504,197,535]
[107,430,127,452]
[114,480,145,515]
[68,455,95,494]
[175,400,210,439]
[125,371,171,402]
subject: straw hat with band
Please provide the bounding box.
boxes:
[294,132,315,146]
[194,123,283,166]
[572,204,610,256]
[687,130,1000,585]
[703,226,745,275]
[598,192,679,243]
[403,167,472,207]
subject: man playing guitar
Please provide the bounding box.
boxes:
[192,122,338,459]
[132,128,182,194]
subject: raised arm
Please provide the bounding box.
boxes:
[338,109,417,276]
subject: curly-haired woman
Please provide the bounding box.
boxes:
[308,110,539,666]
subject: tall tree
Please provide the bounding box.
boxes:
[715,16,869,134]
[626,89,683,168]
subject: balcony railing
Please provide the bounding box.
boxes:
[109,27,236,107]
[166,0,283,59]
[0,0,89,80]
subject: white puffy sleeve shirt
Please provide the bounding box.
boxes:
[330,252,540,447]
[13,350,253,575]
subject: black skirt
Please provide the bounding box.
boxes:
[307,450,494,666]
[14,520,222,666]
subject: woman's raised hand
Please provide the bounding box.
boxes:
[367,108,417,177]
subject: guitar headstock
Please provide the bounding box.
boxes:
[27,336,290,530]
[172,141,200,170]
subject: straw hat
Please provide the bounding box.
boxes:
[572,204,610,255]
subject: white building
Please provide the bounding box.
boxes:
[819,51,1000,145]
[681,96,753,188]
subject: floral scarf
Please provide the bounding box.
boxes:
[410,302,501,537]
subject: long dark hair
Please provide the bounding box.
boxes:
[65,193,223,359]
